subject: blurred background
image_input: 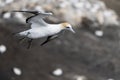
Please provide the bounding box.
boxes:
[0,0,120,80]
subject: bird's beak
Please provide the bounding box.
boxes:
[70,28,75,33]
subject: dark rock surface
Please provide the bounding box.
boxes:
[0,0,120,80]
[0,19,120,80]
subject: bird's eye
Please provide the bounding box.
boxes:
[66,27,69,28]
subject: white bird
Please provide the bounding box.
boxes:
[12,11,75,48]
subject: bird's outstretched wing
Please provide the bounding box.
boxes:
[12,10,53,28]
[12,10,40,15]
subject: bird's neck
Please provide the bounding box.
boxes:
[49,24,64,29]
[47,24,63,33]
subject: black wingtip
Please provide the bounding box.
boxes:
[40,43,46,46]
[11,10,40,15]
[12,32,20,36]
[40,40,50,46]
[11,10,25,13]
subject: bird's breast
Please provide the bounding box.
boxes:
[28,26,61,39]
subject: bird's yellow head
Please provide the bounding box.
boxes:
[60,22,75,33]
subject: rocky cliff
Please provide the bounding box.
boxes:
[0,0,120,80]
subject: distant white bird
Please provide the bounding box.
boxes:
[12,11,75,48]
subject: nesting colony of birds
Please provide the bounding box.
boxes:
[0,0,119,26]
[0,0,120,80]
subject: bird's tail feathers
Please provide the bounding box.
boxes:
[12,32,20,36]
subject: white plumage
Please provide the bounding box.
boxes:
[13,11,75,47]
[19,24,62,39]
